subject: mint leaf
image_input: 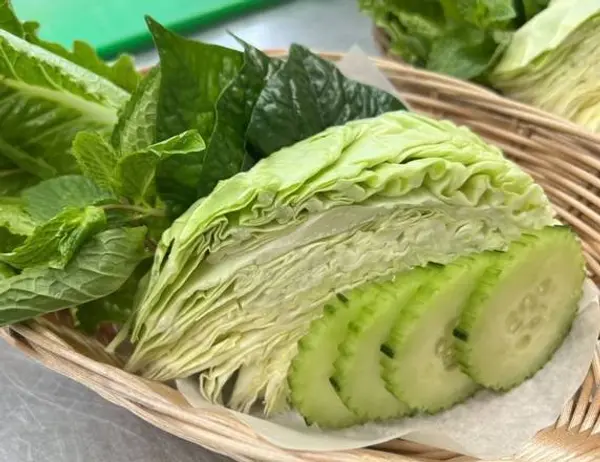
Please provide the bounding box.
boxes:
[76,260,151,334]
[247,43,408,156]
[117,130,205,205]
[0,1,140,93]
[0,227,148,327]
[0,197,34,253]
[22,175,117,222]
[0,197,36,236]
[146,17,244,141]
[112,67,161,153]
[72,132,119,192]
[0,206,106,270]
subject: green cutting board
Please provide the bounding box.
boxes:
[11,0,282,59]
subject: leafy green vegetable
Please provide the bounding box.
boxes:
[427,26,510,80]
[22,175,117,222]
[0,227,148,327]
[0,1,140,93]
[0,10,411,340]
[0,28,130,176]
[358,0,548,81]
[112,67,161,153]
[146,20,271,206]
[246,43,407,156]
[72,132,120,192]
[194,38,281,197]
[0,0,21,36]
[0,206,106,270]
[0,197,34,253]
[0,228,25,253]
[127,111,555,413]
[116,130,206,205]
[147,17,244,141]
[76,260,151,335]
[520,0,551,21]
[0,135,57,179]
[490,0,600,132]
[0,166,38,197]
[0,0,135,180]
[0,197,36,236]
[0,262,15,279]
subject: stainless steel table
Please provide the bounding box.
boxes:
[0,1,380,461]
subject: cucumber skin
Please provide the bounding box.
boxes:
[333,276,425,421]
[288,296,364,428]
[453,227,586,391]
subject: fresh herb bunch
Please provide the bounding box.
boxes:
[0,1,406,335]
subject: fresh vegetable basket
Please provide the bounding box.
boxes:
[2,44,600,461]
[367,0,600,135]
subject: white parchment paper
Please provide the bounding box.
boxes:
[177,49,600,460]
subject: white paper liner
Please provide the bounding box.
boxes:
[176,49,600,459]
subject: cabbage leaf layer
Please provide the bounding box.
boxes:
[126,111,555,414]
[491,0,600,132]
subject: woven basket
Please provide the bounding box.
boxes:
[3,51,600,462]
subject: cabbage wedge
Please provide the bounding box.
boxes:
[126,111,555,414]
[490,0,600,132]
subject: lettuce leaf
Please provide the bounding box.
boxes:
[0,29,130,176]
[0,227,148,327]
[1,0,140,93]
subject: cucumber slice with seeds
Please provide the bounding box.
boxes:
[333,269,429,420]
[454,226,585,391]
[382,258,488,413]
[288,293,363,428]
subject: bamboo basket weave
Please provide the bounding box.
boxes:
[3,51,600,462]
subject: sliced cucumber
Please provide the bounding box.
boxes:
[382,258,488,413]
[333,268,430,420]
[454,226,585,391]
[288,293,363,428]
